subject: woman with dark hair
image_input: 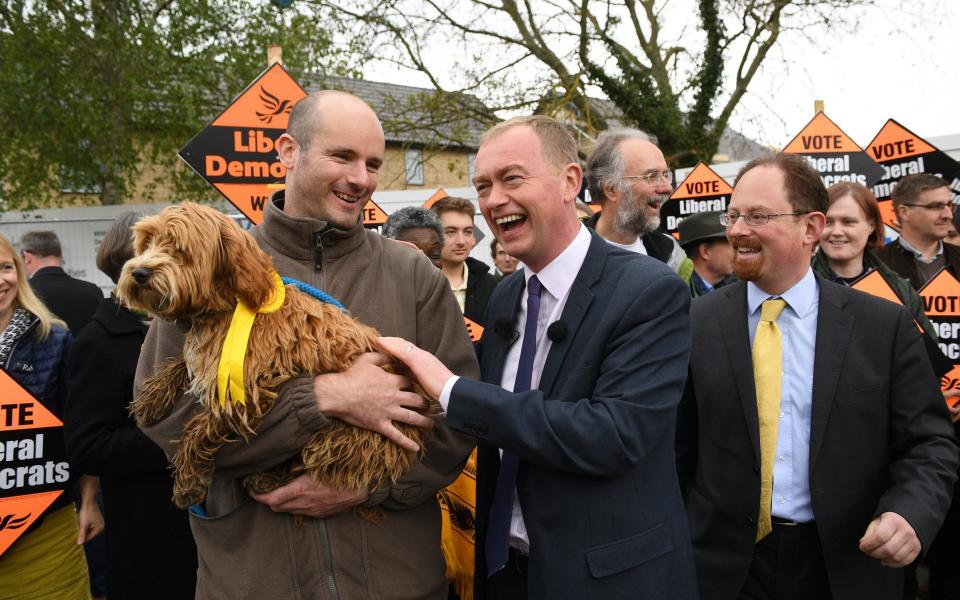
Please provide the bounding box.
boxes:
[64,212,197,599]
[0,232,97,598]
[813,182,950,378]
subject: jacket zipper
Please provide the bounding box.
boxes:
[311,230,339,600]
[317,519,340,600]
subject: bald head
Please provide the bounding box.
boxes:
[287,91,382,151]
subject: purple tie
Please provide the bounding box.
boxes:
[485,275,542,576]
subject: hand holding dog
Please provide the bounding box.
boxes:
[376,337,452,402]
[314,352,433,452]
[251,474,368,518]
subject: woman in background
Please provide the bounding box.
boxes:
[65,212,197,599]
[0,233,97,599]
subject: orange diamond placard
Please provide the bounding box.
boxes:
[919,269,960,398]
[783,113,885,190]
[422,188,449,210]
[0,370,71,556]
[464,317,484,342]
[865,119,960,227]
[662,161,732,237]
[179,64,308,224]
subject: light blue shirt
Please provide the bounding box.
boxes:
[747,268,819,523]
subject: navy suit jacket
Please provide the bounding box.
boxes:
[677,278,959,600]
[447,230,699,600]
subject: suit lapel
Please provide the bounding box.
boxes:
[809,280,852,470]
[717,282,762,465]
[539,233,603,394]
[480,271,525,386]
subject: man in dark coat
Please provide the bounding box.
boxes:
[677,154,959,600]
[20,230,103,334]
[383,115,698,600]
[433,196,499,325]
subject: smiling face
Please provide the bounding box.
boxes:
[0,246,19,328]
[613,138,672,234]
[398,226,443,268]
[727,165,823,294]
[277,94,385,228]
[821,194,873,267]
[473,125,582,272]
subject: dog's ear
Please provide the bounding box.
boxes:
[217,217,277,309]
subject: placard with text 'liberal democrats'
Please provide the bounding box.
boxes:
[662,162,733,239]
[919,269,960,407]
[866,119,960,229]
[782,113,885,192]
[178,63,388,227]
[0,370,70,556]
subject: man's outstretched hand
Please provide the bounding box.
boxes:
[376,337,453,401]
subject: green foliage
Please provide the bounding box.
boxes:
[0,0,358,209]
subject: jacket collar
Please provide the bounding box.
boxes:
[256,190,367,261]
[92,298,146,335]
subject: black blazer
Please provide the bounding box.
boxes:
[448,231,699,600]
[64,298,197,599]
[30,266,103,335]
[677,278,959,600]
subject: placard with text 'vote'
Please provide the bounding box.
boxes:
[783,113,885,191]
[919,269,960,405]
[662,162,733,239]
[0,370,70,556]
[865,119,960,229]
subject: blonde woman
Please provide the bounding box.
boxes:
[0,233,100,599]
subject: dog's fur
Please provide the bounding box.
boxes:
[118,203,433,509]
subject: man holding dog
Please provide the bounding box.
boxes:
[380,115,698,599]
[135,91,477,599]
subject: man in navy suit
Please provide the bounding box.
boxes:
[380,115,698,600]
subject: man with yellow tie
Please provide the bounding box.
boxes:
[676,153,959,600]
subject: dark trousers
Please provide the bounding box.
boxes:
[486,548,528,600]
[738,522,833,600]
[926,480,960,599]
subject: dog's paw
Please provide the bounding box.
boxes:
[131,359,190,426]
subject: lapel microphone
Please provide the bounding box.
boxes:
[493,318,519,344]
[547,321,568,343]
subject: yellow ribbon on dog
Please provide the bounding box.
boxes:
[217,272,286,407]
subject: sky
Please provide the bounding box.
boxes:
[729,0,960,149]
[362,0,960,152]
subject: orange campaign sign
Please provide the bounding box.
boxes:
[0,370,71,556]
[361,199,389,227]
[919,269,960,403]
[865,119,960,228]
[464,317,484,343]
[422,188,449,210]
[783,113,885,189]
[850,270,903,306]
[662,162,733,237]
[179,63,308,224]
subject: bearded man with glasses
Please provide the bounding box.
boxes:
[676,153,958,600]
[877,173,959,290]
[583,128,694,282]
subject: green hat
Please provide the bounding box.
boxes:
[679,211,727,248]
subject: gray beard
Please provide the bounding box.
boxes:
[615,190,667,236]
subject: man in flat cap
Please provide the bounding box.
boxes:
[679,210,735,296]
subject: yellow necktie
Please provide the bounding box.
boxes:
[753,298,787,542]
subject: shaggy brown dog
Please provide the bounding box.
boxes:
[118,203,433,509]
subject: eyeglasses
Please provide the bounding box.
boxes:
[719,211,809,227]
[623,170,674,185]
[901,201,952,212]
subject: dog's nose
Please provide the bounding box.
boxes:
[131,268,152,285]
